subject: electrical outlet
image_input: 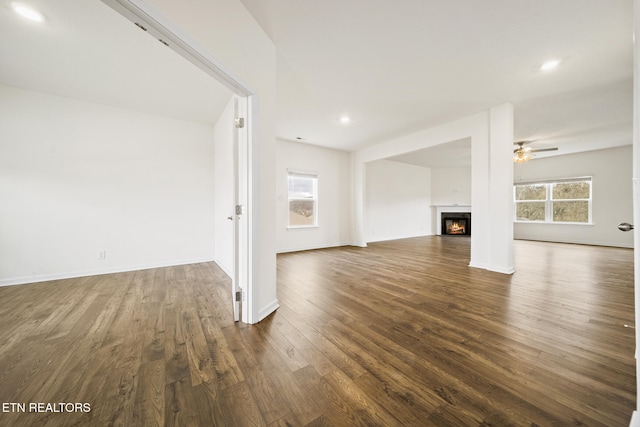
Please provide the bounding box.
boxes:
[97,250,106,260]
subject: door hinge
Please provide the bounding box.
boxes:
[235,117,245,128]
[235,205,245,215]
[235,291,244,302]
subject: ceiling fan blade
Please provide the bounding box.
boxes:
[529,147,558,153]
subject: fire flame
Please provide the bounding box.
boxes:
[449,221,465,234]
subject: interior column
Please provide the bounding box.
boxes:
[489,103,515,273]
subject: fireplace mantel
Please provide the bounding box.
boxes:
[433,205,471,236]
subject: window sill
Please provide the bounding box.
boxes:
[287,225,319,230]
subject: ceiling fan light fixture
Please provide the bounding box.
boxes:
[513,140,558,163]
[513,151,531,163]
[11,2,45,22]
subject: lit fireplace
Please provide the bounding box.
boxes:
[446,220,466,234]
[441,212,471,236]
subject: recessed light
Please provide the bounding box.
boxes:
[11,2,44,22]
[339,116,351,124]
[541,59,560,71]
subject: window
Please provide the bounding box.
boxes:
[514,178,591,224]
[288,170,318,228]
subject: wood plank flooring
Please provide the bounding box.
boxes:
[0,237,635,426]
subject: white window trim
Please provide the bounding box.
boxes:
[514,177,593,225]
[287,169,319,229]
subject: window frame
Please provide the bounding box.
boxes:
[513,177,592,225]
[287,169,318,229]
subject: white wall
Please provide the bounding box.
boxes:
[276,139,352,252]
[431,167,472,205]
[213,97,235,276]
[514,145,633,248]
[365,160,432,242]
[0,84,221,285]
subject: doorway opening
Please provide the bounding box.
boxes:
[101,0,256,323]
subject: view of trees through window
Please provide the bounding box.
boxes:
[515,184,546,221]
[514,179,591,223]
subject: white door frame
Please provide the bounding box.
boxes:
[629,1,640,425]
[233,96,250,322]
[101,0,255,323]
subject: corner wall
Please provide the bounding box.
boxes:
[0,84,220,285]
[276,140,352,252]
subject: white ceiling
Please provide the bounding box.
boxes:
[388,138,471,169]
[0,1,633,168]
[239,0,633,165]
[0,0,232,125]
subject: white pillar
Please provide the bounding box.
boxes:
[469,114,491,270]
[469,103,514,273]
[488,103,515,274]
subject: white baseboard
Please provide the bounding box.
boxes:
[276,242,360,254]
[515,237,633,249]
[366,233,432,244]
[468,261,515,275]
[487,265,516,275]
[256,299,280,323]
[0,257,215,287]
[468,261,490,270]
[213,258,233,279]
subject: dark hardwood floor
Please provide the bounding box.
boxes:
[0,237,635,426]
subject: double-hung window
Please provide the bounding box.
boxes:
[514,178,592,224]
[287,170,318,228]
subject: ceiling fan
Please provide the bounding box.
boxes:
[513,140,558,163]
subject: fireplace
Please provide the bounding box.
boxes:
[441,212,471,236]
